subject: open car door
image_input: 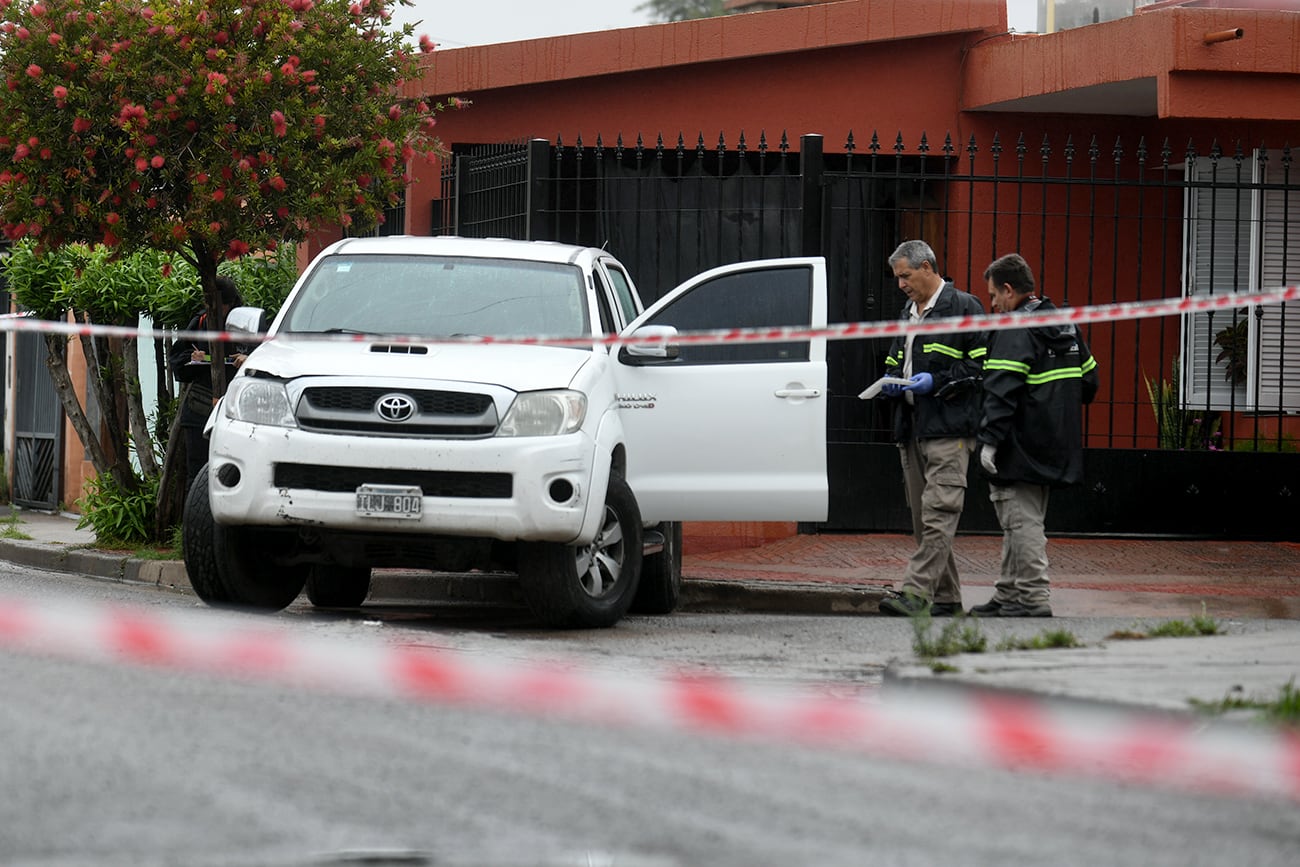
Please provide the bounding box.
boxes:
[614,258,828,523]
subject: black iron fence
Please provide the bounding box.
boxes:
[438,131,1300,538]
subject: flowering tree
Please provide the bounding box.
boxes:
[0,0,451,525]
[0,0,448,375]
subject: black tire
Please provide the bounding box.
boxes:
[630,521,682,615]
[182,463,230,605]
[210,520,307,611]
[306,565,372,608]
[519,475,643,629]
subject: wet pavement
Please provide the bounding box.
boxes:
[2,508,1298,721]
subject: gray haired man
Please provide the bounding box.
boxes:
[876,240,987,617]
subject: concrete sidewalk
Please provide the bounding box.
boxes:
[2,508,1298,719]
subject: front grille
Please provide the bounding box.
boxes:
[273,463,513,498]
[305,388,491,415]
[297,386,498,437]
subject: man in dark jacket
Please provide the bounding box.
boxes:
[168,276,248,492]
[876,240,987,617]
[972,253,1100,618]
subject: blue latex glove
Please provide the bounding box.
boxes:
[904,372,934,395]
[881,381,904,397]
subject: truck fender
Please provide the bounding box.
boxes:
[574,404,626,545]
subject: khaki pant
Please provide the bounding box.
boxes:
[988,482,1051,606]
[898,437,970,605]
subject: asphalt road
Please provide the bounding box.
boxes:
[2,564,1297,867]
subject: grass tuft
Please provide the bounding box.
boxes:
[910,612,988,659]
[1114,604,1223,641]
[0,507,32,541]
[1190,679,1300,728]
[996,628,1083,652]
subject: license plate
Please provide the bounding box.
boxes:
[356,485,423,519]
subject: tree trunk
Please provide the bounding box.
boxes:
[123,332,160,479]
[40,333,115,477]
[76,320,137,493]
[194,257,230,400]
[153,387,190,538]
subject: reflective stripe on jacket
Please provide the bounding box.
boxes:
[884,283,988,442]
[978,297,1100,487]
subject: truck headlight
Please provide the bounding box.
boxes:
[224,378,298,428]
[499,390,586,437]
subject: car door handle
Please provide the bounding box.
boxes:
[774,388,823,399]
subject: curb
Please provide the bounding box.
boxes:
[0,537,887,615]
[880,657,1204,718]
[0,538,191,595]
[681,578,886,615]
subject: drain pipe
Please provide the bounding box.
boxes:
[1203,28,1244,45]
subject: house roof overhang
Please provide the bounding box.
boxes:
[419,0,1006,97]
[963,7,1300,119]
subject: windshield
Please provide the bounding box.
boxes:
[279,254,591,338]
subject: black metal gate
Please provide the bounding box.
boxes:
[12,330,61,510]
[435,132,1300,539]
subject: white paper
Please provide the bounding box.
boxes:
[858,376,913,400]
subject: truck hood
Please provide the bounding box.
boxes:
[242,337,596,392]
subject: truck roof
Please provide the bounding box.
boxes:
[321,235,600,266]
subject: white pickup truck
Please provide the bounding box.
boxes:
[183,236,828,628]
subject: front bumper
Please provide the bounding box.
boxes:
[207,418,597,544]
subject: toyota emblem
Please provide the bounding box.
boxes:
[375,393,417,422]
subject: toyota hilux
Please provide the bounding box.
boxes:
[182,235,828,628]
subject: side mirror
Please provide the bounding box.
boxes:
[225,306,268,335]
[619,324,680,363]
[225,306,268,356]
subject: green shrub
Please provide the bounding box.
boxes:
[76,474,159,547]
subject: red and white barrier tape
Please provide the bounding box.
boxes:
[4,284,1298,349]
[1,594,1296,801]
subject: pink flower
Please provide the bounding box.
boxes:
[268,176,286,192]
[419,35,436,54]
[72,117,92,133]
[135,157,149,171]
[52,85,67,100]
[25,64,42,78]
[105,212,120,224]
[151,155,164,168]
[270,110,287,137]
[47,33,60,46]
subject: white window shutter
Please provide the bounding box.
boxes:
[1182,156,1253,410]
[1254,160,1300,412]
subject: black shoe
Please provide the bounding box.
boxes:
[968,598,1008,617]
[879,592,962,617]
[878,592,930,617]
[998,601,1053,618]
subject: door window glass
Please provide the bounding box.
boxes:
[643,266,812,364]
